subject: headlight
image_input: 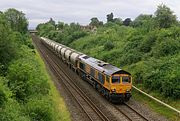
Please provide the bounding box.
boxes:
[111,89,116,92]
[126,89,131,92]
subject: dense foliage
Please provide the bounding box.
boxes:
[37,4,180,99]
[37,20,88,46]
[0,9,60,120]
[4,8,28,33]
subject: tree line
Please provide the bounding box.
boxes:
[0,8,62,120]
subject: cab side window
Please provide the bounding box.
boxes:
[90,68,95,77]
[79,62,85,70]
[106,75,109,83]
[98,72,105,84]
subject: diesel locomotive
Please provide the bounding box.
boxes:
[40,37,132,102]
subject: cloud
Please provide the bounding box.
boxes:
[0,0,179,29]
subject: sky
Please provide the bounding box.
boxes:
[0,0,180,29]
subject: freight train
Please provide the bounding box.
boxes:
[40,37,132,103]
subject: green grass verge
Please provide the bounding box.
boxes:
[35,50,71,121]
[132,89,180,121]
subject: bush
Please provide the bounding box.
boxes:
[139,31,157,53]
[104,41,115,50]
[152,38,180,57]
[120,50,142,65]
[25,97,55,121]
[7,58,35,101]
[0,99,30,121]
[0,77,11,107]
[7,47,50,101]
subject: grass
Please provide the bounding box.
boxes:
[132,89,180,121]
[148,91,180,111]
[35,50,71,121]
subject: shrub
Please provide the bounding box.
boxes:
[152,38,180,57]
[104,41,115,50]
[0,99,30,121]
[7,46,49,101]
[25,97,55,121]
[139,31,157,53]
[0,77,11,107]
[120,50,142,65]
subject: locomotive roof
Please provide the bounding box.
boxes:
[79,55,131,76]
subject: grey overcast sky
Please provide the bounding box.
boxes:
[0,0,180,29]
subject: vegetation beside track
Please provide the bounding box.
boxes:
[0,8,70,121]
[132,90,180,121]
[35,50,71,121]
[36,4,180,120]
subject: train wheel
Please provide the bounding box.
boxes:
[101,88,105,96]
[105,90,109,99]
[76,69,79,75]
[97,84,101,92]
[124,97,130,102]
[81,72,86,80]
[108,95,112,102]
[93,82,96,89]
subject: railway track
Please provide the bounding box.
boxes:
[32,35,150,121]
[32,35,110,121]
[113,103,149,121]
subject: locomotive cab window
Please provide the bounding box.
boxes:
[122,76,131,83]
[79,62,85,70]
[112,76,120,83]
[98,73,105,84]
[90,68,95,77]
[106,75,109,83]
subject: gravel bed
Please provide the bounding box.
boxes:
[126,97,169,121]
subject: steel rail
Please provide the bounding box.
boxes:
[124,103,149,121]
[113,104,148,121]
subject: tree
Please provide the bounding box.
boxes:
[113,18,123,25]
[154,4,177,28]
[99,21,103,26]
[0,12,17,75]
[36,23,55,36]
[131,14,155,32]
[48,18,56,26]
[132,14,153,27]
[123,18,132,26]
[107,13,114,22]
[57,21,64,30]
[4,8,28,33]
[70,22,81,30]
[89,17,103,27]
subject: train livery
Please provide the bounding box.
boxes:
[40,37,132,102]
